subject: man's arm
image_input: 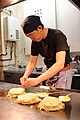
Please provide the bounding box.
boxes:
[23,55,38,77]
[37,51,66,82]
[20,55,38,86]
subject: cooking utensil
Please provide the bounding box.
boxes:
[40,85,50,90]
[66,92,75,96]
[58,92,76,102]
[40,85,50,92]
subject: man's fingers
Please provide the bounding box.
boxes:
[20,77,30,88]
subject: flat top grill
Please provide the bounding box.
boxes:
[0,81,80,120]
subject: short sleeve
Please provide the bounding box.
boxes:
[54,30,69,52]
[31,41,39,56]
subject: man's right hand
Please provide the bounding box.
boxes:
[20,76,28,87]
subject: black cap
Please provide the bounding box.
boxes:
[21,15,44,34]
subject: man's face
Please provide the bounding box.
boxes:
[25,25,43,42]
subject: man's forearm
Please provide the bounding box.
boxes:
[37,62,64,83]
[23,55,38,77]
[24,68,33,77]
[37,51,66,83]
[23,63,35,77]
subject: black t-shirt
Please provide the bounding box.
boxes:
[31,28,72,68]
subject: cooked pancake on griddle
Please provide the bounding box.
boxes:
[17,93,41,105]
[7,87,26,98]
[38,96,65,111]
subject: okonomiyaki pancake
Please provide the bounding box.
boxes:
[7,87,26,98]
[38,96,65,111]
[17,93,41,105]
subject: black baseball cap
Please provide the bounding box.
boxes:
[21,15,44,34]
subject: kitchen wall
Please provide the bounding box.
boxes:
[56,0,80,52]
[56,0,80,69]
[0,0,80,80]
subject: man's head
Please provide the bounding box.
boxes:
[21,15,44,35]
[21,15,45,42]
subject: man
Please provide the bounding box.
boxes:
[20,15,72,89]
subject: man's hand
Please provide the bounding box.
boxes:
[20,76,28,87]
[20,77,40,88]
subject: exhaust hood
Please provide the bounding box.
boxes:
[0,0,80,10]
[0,0,26,9]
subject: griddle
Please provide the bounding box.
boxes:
[0,81,80,120]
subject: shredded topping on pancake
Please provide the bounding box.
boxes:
[7,87,26,98]
[17,93,41,105]
[38,96,65,111]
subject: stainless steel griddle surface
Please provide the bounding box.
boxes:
[0,81,80,120]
